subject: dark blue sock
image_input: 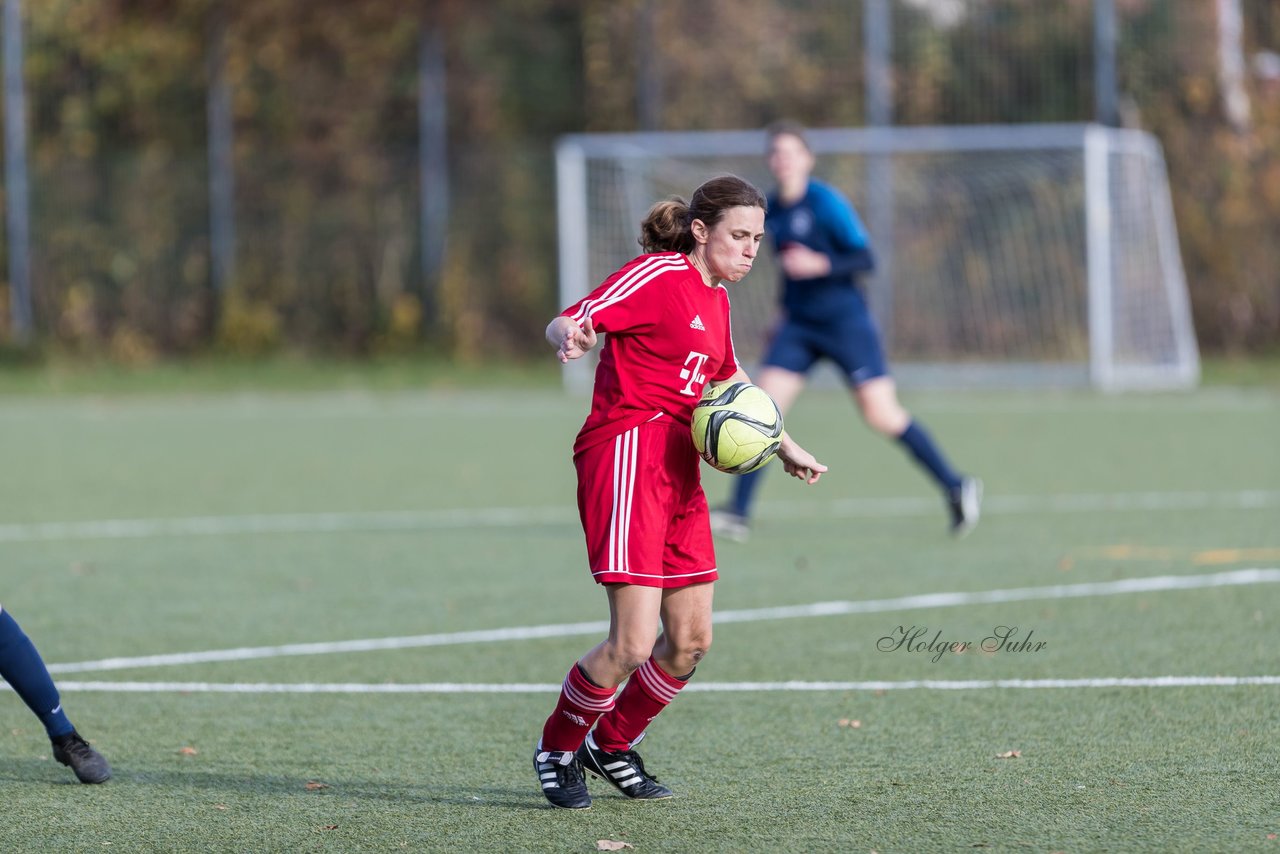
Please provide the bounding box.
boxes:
[896,420,963,492]
[0,609,74,738]
[730,465,769,519]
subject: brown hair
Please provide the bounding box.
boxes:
[766,120,812,152]
[639,175,767,254]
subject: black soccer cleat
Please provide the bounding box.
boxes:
[948,476,984,538]
[576,731,673,800]
[51,730,112,784]
[534,745,591,809]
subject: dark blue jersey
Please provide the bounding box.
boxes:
[765,179,875,324]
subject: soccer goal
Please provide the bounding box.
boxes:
[555,124,1199,393]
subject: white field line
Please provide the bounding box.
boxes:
[45,568,1280,675]
[0,386,1273,422]
[0,391,574,421]
[19,675,1280,695]
[0,507,574,543]
[2,489,1277,544]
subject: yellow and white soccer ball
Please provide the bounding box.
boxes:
[691,382,784,474]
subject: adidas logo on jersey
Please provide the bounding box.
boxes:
[689,315,706,331]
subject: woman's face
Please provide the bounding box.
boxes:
[694,205,765,283]
[767,132,814,187]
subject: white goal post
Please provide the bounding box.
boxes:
[555,124,1199,393]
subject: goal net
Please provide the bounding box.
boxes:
[555,124,1199,392]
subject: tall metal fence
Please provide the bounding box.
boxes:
[2,0,1277,358]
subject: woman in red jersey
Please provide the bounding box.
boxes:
[533,175,826,809]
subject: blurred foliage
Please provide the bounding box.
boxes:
[1149,1,1280,354]
[0,0,1276,358]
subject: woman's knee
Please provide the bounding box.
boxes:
[603,638,657,674]
[857,387,910,436]
[864,407,907,436]
[668,628,713,665]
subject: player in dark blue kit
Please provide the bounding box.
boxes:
[711,122,981,541]
[1,603,111,782]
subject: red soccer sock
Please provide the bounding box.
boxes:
[539,663,617,752]
[591,657,688,753]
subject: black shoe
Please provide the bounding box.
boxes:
[576,731,673,800]
[51,731,112,784]
[948,476,983,538]
[534,745,591,809]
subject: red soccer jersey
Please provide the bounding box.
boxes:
[561,252,742,455]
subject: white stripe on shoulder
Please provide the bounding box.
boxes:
[569,256,686,324]
[582,259,686,321]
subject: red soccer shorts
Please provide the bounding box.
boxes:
[574,417,719,589]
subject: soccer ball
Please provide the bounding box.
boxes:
[691,382,784,474]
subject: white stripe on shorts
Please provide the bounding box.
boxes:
[610,428,638,573]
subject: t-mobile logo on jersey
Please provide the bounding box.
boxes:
[679,351,709,396]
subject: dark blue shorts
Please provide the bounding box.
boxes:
[761,312,888,387]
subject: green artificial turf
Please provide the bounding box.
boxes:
[0,383,1277,851]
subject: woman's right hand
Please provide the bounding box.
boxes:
[778,244,832,280]
[551,316,598,363]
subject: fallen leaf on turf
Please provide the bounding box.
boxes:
[178,746,198,756]
[596,841,633,851]
[305,781,330,791]
[320,825,338,831]
[995,750,1021,759]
